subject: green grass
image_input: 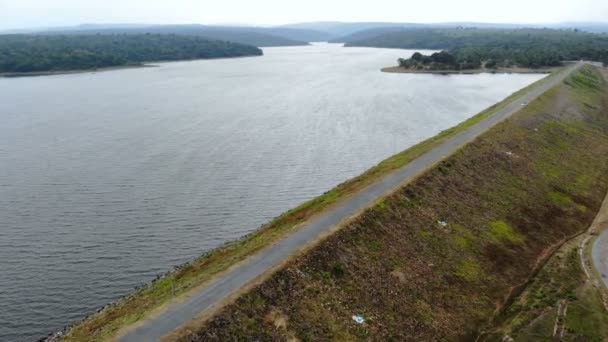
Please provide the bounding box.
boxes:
[61,67,569,342]
[452,223,478,251]
[485,221,526,245]
[566,285,608,340]
[455,260,483,281]
[489,241,608,341]
[548,191,587,212]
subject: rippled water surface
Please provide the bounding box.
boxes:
[0,43,544,341]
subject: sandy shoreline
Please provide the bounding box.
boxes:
[0,54,265,78]
[0,64,155,78]
[381,65,555,75]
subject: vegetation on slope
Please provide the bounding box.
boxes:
[346,28,608,69]
[484,69,608,341]
[485,238,608,341]
[167,28,305,47]
[395,50,558,72]
[180,66,608,340]
[195,26,329,44]
[0,34,263,73]
[57,67,565,342]
[41,24,320,46]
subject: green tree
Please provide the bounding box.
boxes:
[411,52,423,61]
[485,59,497,69]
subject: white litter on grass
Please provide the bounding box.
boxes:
[505,151,514,156]
[438,220,448,227]
[352,315,365,324]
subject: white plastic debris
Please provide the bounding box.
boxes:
[505,151,514,156]
[438,220,448,227]
[352,315,365,324]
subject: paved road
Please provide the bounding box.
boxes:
[592,227,608,288]
[119,62,582,342]
[590,64,608,289]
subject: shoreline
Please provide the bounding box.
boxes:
[381,65,555,75]
[0,64,155,78]
[0,54,264,78]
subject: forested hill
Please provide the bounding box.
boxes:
[344,28,608,52]
[0,34,263,74]
[345,28,608,68]
[40,25,313,47]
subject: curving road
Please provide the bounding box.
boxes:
[592,227,608,288]
[119,62,583,342]
[590,64,608,289]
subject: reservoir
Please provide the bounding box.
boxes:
[0,43,544,341]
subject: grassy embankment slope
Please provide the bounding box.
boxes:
[179,66,608,340]
[61,69,562,341]
[484,69,608,341]
[485,236,608,340]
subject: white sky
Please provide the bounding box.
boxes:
[1,0,607,30]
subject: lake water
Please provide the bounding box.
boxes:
[0,43,544,341]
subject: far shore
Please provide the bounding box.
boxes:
[0,54,265,78]
[0,64,154,78]
[382,65,556,75]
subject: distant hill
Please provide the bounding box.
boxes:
[280,22,424,38]
[550,22,608,33]
[8,22,608,47]
[39,25,309,47]
[434,22,608,33]
[328,27,410,43]
[283,21,608,41]
[6,24,333,46]
[212,26,333,42]
[342,27,608,51]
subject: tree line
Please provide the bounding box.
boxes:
[0,34,263,73]
[346,28,608,69]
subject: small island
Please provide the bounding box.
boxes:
[383,50,557,74]
[0,34,264,76]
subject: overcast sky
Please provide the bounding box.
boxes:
[1,0,607,30]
